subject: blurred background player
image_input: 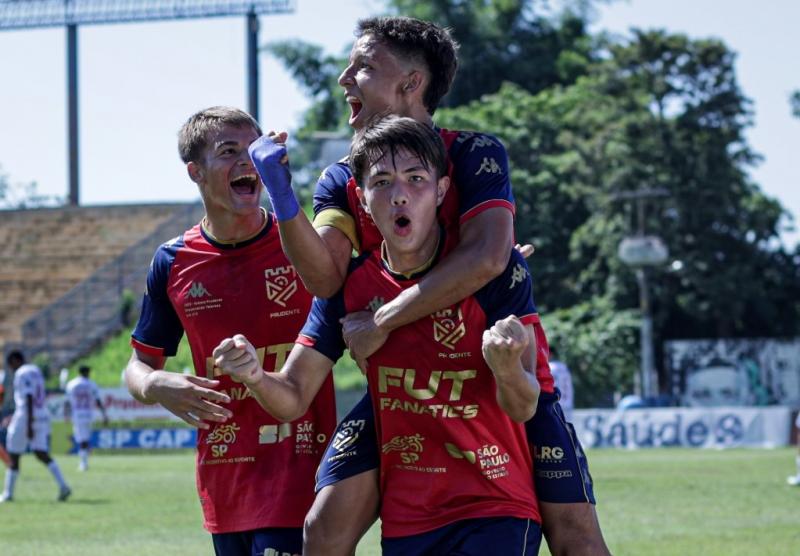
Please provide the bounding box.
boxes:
[216,116,543,554]
[548,346,575,423]
[123,106,336,556]
[787,412,800,486]
[1,351,71,503]
[64,365,109,471]
[0,366,12,468]
[249,16,607,556]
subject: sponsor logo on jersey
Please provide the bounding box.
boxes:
[475,157,503,176]
[377,367,479,420]
[206,422,240,458]
[383,433,425,465]
[510,263,528,289]
[265,265,298,307]
[186,281,211,299]
[446,441,512,480]
[535,445,565,462]
[431,306,466,350]
[295,420,328,455]
[264,549,300,556]
[259,423,292,444]
[445,442,476,464]
[367,296,385,312]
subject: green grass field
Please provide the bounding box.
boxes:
[0,448,798,555]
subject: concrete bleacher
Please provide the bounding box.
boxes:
[0,203,202,350]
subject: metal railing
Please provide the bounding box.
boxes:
[4,203,204,369]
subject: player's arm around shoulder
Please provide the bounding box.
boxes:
[213,334,334,423]
[482,315,540,423]
[125,349,232,430]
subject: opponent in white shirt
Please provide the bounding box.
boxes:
[65,365,108,471]
[548,346,575,423]
[1,351,71,503]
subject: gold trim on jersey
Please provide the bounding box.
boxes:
[313,208,360,252]
[380,231,441,280]
[201,207,268,246]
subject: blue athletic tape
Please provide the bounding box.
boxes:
[248,136,299,221]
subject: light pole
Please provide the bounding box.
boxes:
[615,188,669,399]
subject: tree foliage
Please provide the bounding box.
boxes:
[270,2,800,403]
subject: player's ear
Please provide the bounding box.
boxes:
[401,70,422,95]
[355,185,371,215]
[436,175,450,207]
[187,161,205,185]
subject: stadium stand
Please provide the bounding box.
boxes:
[1,203,204,367]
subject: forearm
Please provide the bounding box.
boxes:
[374,209,513,331]
[246,371,313,423]
[124,356,162,404]
[495,368,540,423]
[278,217,347,297]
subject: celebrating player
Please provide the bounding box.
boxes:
[64,365,109,471]
[123,107,337,556]
[215,116,542,554]
[1,351,71,503]
[248,16,608,556]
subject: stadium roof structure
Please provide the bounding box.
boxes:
[0,0,293,29]
[0,0,295,204]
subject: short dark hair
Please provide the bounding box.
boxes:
[349,116,447,189]
[79,365,90,376]
[6,350,24,367]
[178,106,262,164]
[356,17,458,115]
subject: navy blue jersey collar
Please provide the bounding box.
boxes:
[200,208,273,250]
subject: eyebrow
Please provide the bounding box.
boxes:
[213,140,239,150]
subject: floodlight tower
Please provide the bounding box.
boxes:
[0,0,295,205]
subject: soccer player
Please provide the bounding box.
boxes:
[215,116,543,554]
[787,412,800,486]
[64,365,109,471]
[1,351,71,503]
[123,106,337,556]
[248,16,608,556]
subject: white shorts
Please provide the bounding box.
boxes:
[5,415,50,454]
[72,420,93,443]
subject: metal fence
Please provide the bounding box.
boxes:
[4,203,204,369]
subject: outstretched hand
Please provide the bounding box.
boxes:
[143,371,232,430]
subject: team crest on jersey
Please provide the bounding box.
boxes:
[206,423,240,445]
[330,418,366,453]
[431,306,466,350]
[265,265,298,307]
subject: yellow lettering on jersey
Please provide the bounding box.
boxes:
[266,343,294,372]
[378,367,477,401]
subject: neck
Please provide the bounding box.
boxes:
[382,225,440,277]
[202,207,266,244]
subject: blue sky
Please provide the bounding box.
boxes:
[1,0,797,246]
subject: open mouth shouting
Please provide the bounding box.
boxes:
[393,213,412,237]
[230,173,260,196]
[346,95,363,124]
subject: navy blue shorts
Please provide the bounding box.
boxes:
[382,517,541,556]
[526,389,596,504]
[315,391,379,492]
[211,527,301,556]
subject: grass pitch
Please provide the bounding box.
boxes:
[0,448,798,555]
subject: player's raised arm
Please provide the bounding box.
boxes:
[213,334,335,423]
[249,135,351,297]
[124,350,232,430]
[482,315,540,423]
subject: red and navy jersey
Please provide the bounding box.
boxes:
[131,212,337,534]
[298,245,541,537]
[313,128,515,255]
